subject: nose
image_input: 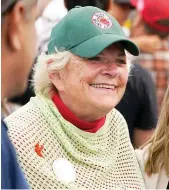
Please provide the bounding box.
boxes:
[102,63,119,78]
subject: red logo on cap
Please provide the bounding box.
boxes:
[92,12,112,29]
[100,17,110,25]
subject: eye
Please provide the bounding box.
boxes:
[116,59,126,65]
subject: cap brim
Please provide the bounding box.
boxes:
[69,33,139,58]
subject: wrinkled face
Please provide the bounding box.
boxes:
[55,43,128,120]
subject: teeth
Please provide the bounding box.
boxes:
[91,84,116,89]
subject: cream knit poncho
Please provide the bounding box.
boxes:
[5,95,145,189]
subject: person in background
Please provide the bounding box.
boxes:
[37,0,51,17]
[116,63,157,148]
[105,0,158,147]
[109,0,165,55]
[111,1,158,147]
[65,0,163,54]
[1,0,38,188]
[135,85,169,189]
[36,0,67,54]
[130,0,169,113]
[5,6,145,189]
[36,0,163,55]
[109,1,158,148]
[2,0,52,115]
[112,0,159,148]
[7,0,66,109]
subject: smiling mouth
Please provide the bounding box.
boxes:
[90,84,117,90]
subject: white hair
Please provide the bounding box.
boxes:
[125,51,134,76]
[32,50,133,97]
[32,51,71,96]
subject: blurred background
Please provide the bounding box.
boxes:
[2,0,169,147]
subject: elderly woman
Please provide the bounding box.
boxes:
[5,6,145,189]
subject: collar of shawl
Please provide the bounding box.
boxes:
[52,93,106,133]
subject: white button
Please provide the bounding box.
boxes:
[53,158,76,184]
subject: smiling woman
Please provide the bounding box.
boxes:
[5,6,145,189]
[33,43,128,121]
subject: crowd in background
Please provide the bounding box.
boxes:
[1,0,169,189]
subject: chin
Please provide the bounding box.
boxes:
[94,100,118,114]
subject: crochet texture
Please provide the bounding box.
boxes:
[5,95,145,189]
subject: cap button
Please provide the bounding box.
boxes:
[75,6,81,8]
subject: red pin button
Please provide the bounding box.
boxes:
[35,143,44,157]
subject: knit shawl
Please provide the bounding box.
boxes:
[5,95,145,189]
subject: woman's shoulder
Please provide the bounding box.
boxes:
[4,96,49,156]
[135,146,169,189]
[110,108,127,124]
[109,108,129,133]
[4,96,48,139]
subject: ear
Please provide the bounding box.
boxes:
[49,72,65,92]
[6,1,26,51]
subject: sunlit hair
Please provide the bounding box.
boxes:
[125,51,133,75]
[143,85,169,177]
[32,49,132,97]
[32,51,71,96]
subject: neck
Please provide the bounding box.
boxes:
[52,93,106,133]
[59,93,106,122]
[1,47,15,101]
[2,53,9,101]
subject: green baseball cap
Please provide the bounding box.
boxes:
[48,6,139,57]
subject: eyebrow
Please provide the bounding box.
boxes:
[99,52,126,57]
